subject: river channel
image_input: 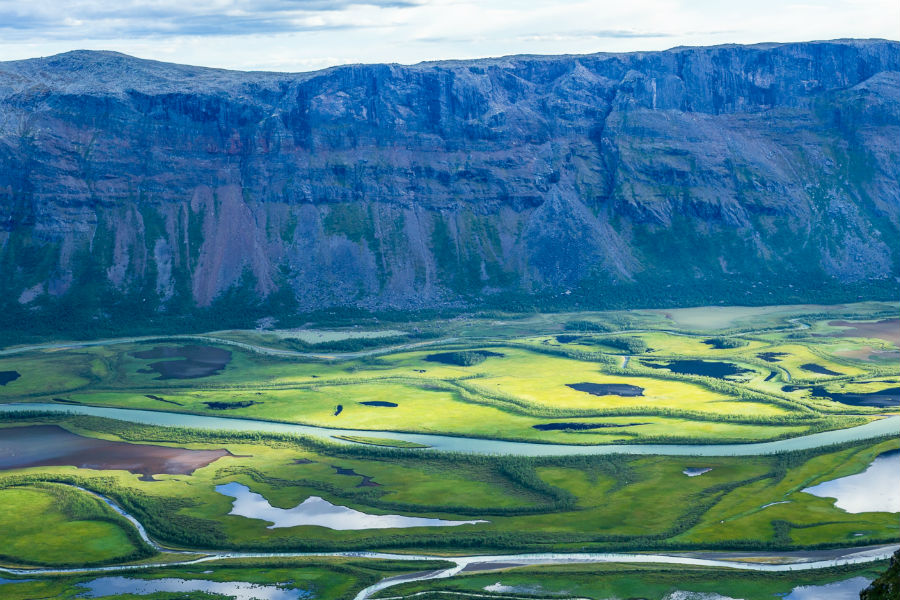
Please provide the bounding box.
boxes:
[1,403,897,457]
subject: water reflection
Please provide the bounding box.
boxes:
[683,467,712,477]
[803,450,900,513]
[76,576,311,599]
[216,482,487,530]
[784,576,871,599]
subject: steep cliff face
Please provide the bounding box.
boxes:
[0,40,898,325]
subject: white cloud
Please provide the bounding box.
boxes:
[0,0,895,71]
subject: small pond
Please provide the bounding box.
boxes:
[0,425,230,480]
[800,363,842,376]
[359,401,398,407]
[567,383,644,397]
[533,422,646,431]
[820,318,900,345]
[782,385,900,408]
[131,345,232,379]
[76,576,312,600]
[803,450,900,513]
[783,576,871,600]
[0,371,20,386]
[756,352,787,363]
[683,467,712,477]
[216,482,487,530]
[644,360,752,379]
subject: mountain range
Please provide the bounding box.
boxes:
[0,39,897,332]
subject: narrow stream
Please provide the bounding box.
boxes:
[0,483,895,595]
[0,482,895,600]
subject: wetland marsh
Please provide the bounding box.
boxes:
[0,302,897,599]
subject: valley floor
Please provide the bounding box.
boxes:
[0,302,897,599]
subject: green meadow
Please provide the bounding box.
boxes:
[0,302,897,597]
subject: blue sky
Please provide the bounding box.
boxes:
[0,0,896,71]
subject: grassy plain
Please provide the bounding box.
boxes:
[1,302,896,445]
[0,413,896,561]
[0,483,150,566]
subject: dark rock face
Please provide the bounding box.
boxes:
[0,40,898,320]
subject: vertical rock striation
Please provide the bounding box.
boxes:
[0,39,897,326]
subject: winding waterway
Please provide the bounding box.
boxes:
[0,481,896,599]
[1,403,896,457]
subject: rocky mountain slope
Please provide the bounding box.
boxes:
[0,40,898,329]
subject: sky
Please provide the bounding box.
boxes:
[0,0,897,72]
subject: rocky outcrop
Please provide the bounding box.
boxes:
[860,549,900,600]
[0,40,897,324]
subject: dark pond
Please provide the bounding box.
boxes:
[566,383,644,397]
[764,371,777,382]
[131,345,232,379]
[360,401,398,407]
[53,397,82,404]
[757,352,787,363]
[424,350,503,366]
[644,359,753,379]
[0,425,230,480]
[334,405,343,416]
[533,422,647,431]
[145,394,182,406]
[782,385,900,408]
[332,465,380,487]
[204,400,258,410]
[800,363,842,376]
[0,371,20,386]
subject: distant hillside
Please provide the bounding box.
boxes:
[0,40,898,334]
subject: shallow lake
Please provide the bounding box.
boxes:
[683,467,711,477]
[131,345,232,379]
[567,382,644,397]
[821,318,900,345]
[782,384,900,408]
[0,371,20,386]
[644,359,752,379]
[803,450,900,513]
[76,576,311,599]
[783,576,871,599]
[0,425,230,480]
[216,482,487,530]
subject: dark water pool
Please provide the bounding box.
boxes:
[644,359,753,379]
[332,465,380,487]
[532,422,647,431]
[800,363,842,376]
[360,401,398,407]
[0,425,230,480]
[782,385,900,408]
[131,345,232,379]
[566,383,644,397]
[757,352,787,363]
[0,371,20,386]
